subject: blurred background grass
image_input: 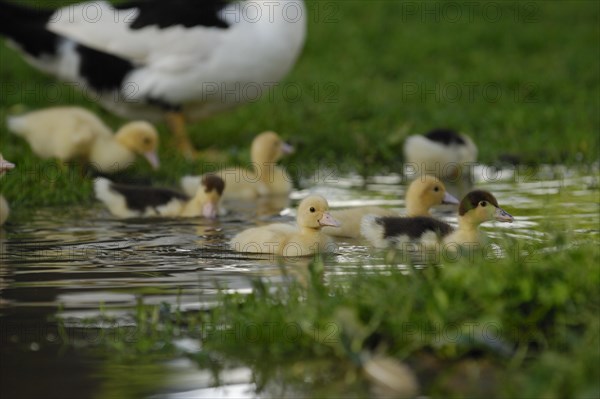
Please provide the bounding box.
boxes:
[1,0,599,205]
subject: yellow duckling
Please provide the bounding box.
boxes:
[230,195,341,257]
[361,190,513,249]
[324,175,459,238]
[181,131,293,199]
[94,174,224,219]
[0,154,16,225]
[7,107,160,173]
[403,128,477,180]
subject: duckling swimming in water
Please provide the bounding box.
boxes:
[230,195,340,257]
[361,190,513,249]
[324,175,459,238]
[94,174,224,219]
[181,131,293,199]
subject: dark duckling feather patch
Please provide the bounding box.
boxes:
[202,174,225,196]
[424,128,465,145]
[458,190,499,216]
[378,216,454,239]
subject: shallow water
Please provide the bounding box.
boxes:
[1,165,599,398]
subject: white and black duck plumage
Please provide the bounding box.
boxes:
[94,174,225,218]
[403,128,478,181]
[0,0,307,158]
[361,190,513,249]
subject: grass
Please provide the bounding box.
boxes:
[65,238,600,397]
[0,0,599,206]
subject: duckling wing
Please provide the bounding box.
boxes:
[326,207,397,238]
[230,223,296,253]
[108,183,189,214]
[361,215,453,248]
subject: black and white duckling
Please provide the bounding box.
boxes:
[94,174,224,219]
[0,154,15,225]
[324,175,459,238]
[181,131,294,199]
[361,190,513,249]
[0,0,306,158]
[8,107,160,173]
[403,128,477,180]
[230,195,341,256]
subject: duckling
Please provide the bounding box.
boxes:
[7,107,160,173]
[0,154,15,225]
[403,128,477,180]
[230,195,341,256]
[324,175,460,238]
[361,190,513,249]
[94,174,224,219]
[181,131,293,199]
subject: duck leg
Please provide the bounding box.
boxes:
[166,111,198,160]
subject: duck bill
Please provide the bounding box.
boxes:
[442,191,460,205]
[0,159,15,172]
[202,202,218,219]
[281,142,295,155]
[319,212,341,227]
[143,151,160,170]
[495,207,514,223]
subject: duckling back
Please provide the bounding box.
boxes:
[7,107,109,161]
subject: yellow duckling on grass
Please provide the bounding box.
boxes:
[361,190,513,249]
[230,195,341,257]
[7,107,160,173]
[181,131,293,199]
[324,175,459,238]
[94,174,224,219]
[0,154,15,225]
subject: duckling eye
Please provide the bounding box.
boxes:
[433,186,440,192]
[309,207,316,213]
[479,201,487,207]
[143,138,151,145]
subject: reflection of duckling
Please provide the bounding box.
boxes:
[0,154,15,225]
[181,131,293,199]
[7,107,160,173]
[361,190,513,248]
[94,175,224,218]
[324,176,459,238]
[230,195,340,256]
[403,128,477,180]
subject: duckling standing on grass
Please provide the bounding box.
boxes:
[230,195,341,256]
[361,190,513,249]
[403,128,478,181]
[324,175,460,238]
[181,131,294,199]
[0,154,15,226]
[94,174,224,219]
[7,107,160,173]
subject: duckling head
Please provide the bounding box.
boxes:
[458,190,513,224]
[405,175,459,216]
[115,121,160,169]
[0,154,15,177]
[297,195,341,229]
[195,174,225,219]
[251,131,294,165]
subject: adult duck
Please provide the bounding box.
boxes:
[0,0,307,158]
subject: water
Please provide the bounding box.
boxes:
[1,165,598,398]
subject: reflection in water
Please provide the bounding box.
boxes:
[0,166,598,398]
